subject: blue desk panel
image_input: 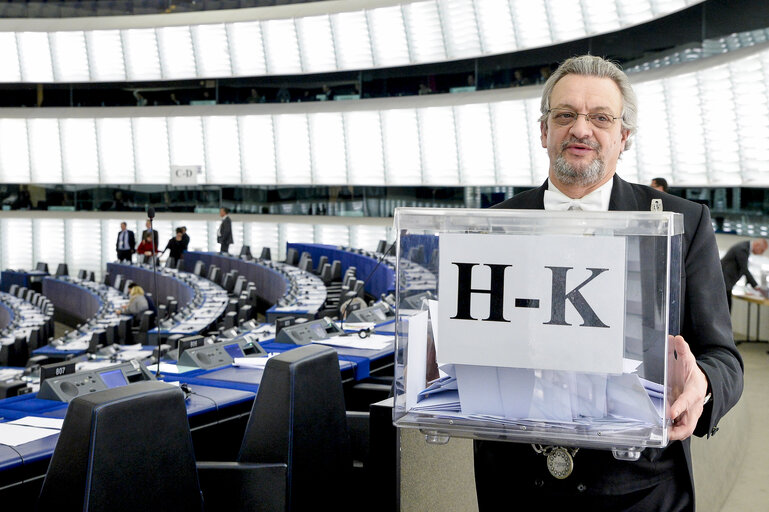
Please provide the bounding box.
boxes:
[287,243,396,297]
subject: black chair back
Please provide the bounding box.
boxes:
[55,263,69,277]
[238,345,350,511]
[260,247,271,261]
[38,381,203,512]
[194,259,206,277]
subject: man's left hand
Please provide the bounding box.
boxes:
[668,335,709,441]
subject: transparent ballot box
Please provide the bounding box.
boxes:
[392,208,684,457]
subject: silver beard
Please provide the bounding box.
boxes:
[553,140,605,187]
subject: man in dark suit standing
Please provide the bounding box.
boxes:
[115,222,135,262]
[721,239,768,309]
[475,55,743,511]
[141,219,159,251]
[217,208,233,253]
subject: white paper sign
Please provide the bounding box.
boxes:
[170,165,201,185]
[438,233,626,374]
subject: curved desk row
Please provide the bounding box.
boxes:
[286,243,436,297]
[182,252,326,321]
[107,262,228,336]
[0,291,55,354]
[37,276,129,356]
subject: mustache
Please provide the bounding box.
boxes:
[560,137,600,151]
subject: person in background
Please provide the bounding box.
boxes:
[651,177,669,192]
[141,219,159,249]
[162,228,187,262]
[721,238,769,309]
[117,283,149,317]
[115,222,135,262]
[181,226,190,252]
[217,207,233,253]
[137,233,158,264]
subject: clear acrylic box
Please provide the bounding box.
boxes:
[392,207,684,456]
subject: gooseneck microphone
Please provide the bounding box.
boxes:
[147,206,161,377]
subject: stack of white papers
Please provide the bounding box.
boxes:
[232,355,274,369]
[0,416,63,446]
[313,333,393,351]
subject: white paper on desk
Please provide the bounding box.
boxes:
[152,363,196,374]
[76,360,121,372]
[405,310,429,411]
[56,340,89,351]
[340,322,376,331]
[0,423,59,446]
[117,350,153,361]
[313,334,393,351]
[232,355,273,369]
[8,416,64,429]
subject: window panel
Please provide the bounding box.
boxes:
[0,120,30,183]
[192,24,232,78]
[243,222,279,262]
[34,219,66,271]
[227,22,267,77]
[510,0,552,48]
[455,104,495,184]
[28,119,62,183]
[132,117,170,183]
[97,118,135,184]
[17,32,54,82]
[168,116,205,182]
[0,33,21,82]
[492,101,533,184]
[239,115,277,184]
[381,109,421,184]
[66,219,102,278]
[526,99,550,184]
[403,1,446,63]
[475,0,516,53]
[344,111,385,185]
[309,113,347,185]
[368,6,410,68]
[350,225,391,253]
[122,28,162,81]
[262,19,302,74]
[314,225,350,247]
[60,118,99,183]
[548,0,587,42]
[274,114,312,184]
[418,107,459,184]
[280,224,315,260]
[582,0,621,34]
[86,30,126,82]
[666,75,706,184]
[439,0,482,59]
[50,31,90,82]
[633,81,672,184]
[157,26,196,80]
[332,11,374,70]
[616,0,653,25]
[1,219,33,271]
[204,116,241,184]
[296,15,337,73]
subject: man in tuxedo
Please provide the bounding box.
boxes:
[141,219,159,251]
[115,222,135,262]
[217,208,233,253]
[721,239,768,309]
[475,55,743,511]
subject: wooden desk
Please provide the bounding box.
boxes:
[732,291,769,344]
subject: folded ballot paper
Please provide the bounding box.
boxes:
[410,362,665,434]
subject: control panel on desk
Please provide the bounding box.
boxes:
[275,317,343,345]
[37,360,155,402]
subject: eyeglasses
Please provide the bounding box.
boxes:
[547,108,620,129]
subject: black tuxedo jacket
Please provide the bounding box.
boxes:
[218,216,233,246]
[720,240,757,290]
[476,174,743,501]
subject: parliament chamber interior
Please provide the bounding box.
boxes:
[1,0,769,510]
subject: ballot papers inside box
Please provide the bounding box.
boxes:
[392,207,684,454]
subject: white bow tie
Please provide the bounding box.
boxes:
[543,187,605,211]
